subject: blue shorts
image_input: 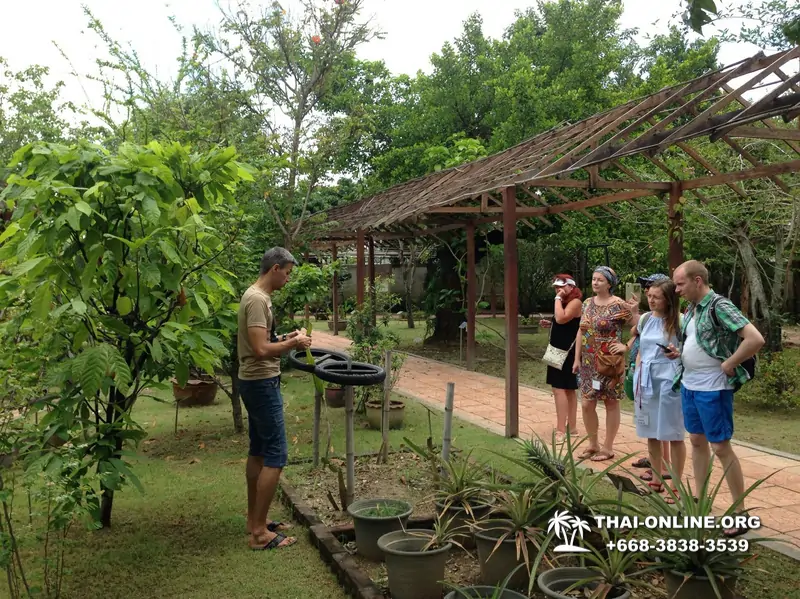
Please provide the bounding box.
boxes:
[680,386,734,443]
[239,376,288,468]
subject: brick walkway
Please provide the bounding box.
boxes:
[312,331,800,555]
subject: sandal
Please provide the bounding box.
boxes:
[578,448,598,459]
[647,481,664,494]
[723,512,751,538]
[640,469,654,482]
[267,521,292,533]
[631,457,651,469]
[590,450,615,462]
[665,487,679,505]
[252,532,297,551]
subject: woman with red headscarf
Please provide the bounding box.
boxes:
[539,274,583,442]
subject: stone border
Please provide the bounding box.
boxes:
[279,478,382,599]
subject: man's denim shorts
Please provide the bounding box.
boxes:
[239,376,288,468]
[681,386,734,444]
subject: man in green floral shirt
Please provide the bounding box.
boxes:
[666,260,764,537]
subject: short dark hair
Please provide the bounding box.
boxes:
[260,247,298,275]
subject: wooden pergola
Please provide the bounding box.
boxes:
[312,48,800,438]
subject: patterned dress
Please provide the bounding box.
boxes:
[579,297,632,402]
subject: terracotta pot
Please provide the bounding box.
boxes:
[365,399,405,430]
[327,320,347,331]
[172,378,218,407]
[325,386,345,408]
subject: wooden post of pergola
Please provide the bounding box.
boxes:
[368,235,376,324]
[331,244,339,336]
[668,182,685,274]
[466,222,477,371]
[503,186,519,438]
[356,229,365,307]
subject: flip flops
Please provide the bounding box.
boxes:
[252,533,297,551]
[590,450,615,462]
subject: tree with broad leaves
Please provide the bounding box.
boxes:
[0,140,253,527]
[684,0,800,49]
[195,0,381,250]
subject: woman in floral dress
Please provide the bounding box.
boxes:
[572,266,635,461]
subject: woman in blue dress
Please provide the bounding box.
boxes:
[634,278,686,501]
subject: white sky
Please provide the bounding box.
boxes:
[0,0,766,120]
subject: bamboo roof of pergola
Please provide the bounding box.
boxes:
[313,47,800,245]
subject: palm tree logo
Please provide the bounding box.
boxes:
[548,510,591,553]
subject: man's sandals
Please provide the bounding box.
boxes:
[251,532,297,551]
[246,520,292,535]
[577,448,615,462]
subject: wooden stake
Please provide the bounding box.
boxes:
[345,385,355,507]
[312,390,322,468]
[381,351,391,464]
[441,383,455,463]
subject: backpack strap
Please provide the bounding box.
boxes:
[638,312,651,333]
[709,295,723,329]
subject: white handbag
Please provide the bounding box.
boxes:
[541,321,577,370]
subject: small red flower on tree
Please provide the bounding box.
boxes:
[311,35,321,44]
[334,0,344,5]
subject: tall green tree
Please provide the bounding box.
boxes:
[0,140,252,527]
[195,0,381,249]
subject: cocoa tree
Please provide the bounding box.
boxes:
[0,140,252,527]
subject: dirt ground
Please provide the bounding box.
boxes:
[286,452,439,526]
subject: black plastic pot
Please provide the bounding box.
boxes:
[664,569,737,599]
[346,498,413,561]
[444,586,528,599]
[473,519,534,590]
[378,529,452,599]
[434,496,494,549]
[537,567,631,599]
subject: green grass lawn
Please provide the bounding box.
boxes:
[4,372,798,599]
[336,317,800,456]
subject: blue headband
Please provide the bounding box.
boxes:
[594,266,619,291]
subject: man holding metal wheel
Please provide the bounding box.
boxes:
[237,247,312,551]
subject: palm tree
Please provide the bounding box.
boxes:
[548,510,573,544]
[568,515,592,548]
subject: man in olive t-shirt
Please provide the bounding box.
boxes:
[237,247,311,551]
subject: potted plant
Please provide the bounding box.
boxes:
[365,398,405,430]
[377,514,465,599]
[445,565,531,599]
[473,481,558,590]
[171,368,218,407]
[346,497,413,561]
[324,384,345,408]
[516,432,634,550]
[406,441,494,550]
[537,529,660,599]
[645,464,776,599]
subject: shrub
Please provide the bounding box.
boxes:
[739,351,800,411]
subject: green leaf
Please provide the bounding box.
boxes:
[197,331,226,353]
[175,361,190,387]
[158,240,181,264]
[105,345,132,389]
[0,222,20,244]
[186,197,201,214]
[75,201,93,216]
[116,296,133,316]
[75,346,107,397]
[194,292,209,317]
[32,282,53,322]
[140,262,161,287]
[12,256,50,277]
[141,196,161,223]
[71,299,88,315]
[207,271,236,296]
[150,338,163,363]
[66,206,82,230]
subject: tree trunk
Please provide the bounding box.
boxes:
[229,339,244,434]
[99,389,127,528]
[425,246,463,345]
[735,228,777,351]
